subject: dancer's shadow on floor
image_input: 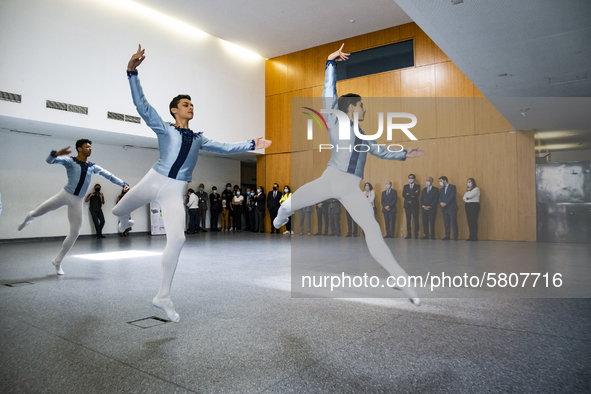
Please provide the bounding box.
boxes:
[0,274,99,286]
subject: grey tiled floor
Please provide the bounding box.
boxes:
[0,233,589,393]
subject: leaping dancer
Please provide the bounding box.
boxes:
[18,139,129,275]
[274,44,425,305]
[113,45,271,322]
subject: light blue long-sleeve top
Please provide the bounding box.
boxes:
[46,153,127,196]
[127,70,255,182]
[323,60,407,179]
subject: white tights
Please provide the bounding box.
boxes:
[112,169,186,322]
[276,166,418,299]
[19,188,84,275]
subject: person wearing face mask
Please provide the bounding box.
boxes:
[420,177,439,240]
[185,188,199,234]
[267,183,282,234]
[246,188,256,232]
[438,176,458,240]
[254,186,266,233]
[280,185,294,234]
[381,181,397,238]
[196,183,208,232]
[221,183,233,231]
[231,188,244,232]
[463,178,480,241]
[85,183,106,239]
[209,186,222,231]
[402,174,421,239]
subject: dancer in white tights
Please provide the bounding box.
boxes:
[18,139,129,275]
[274,45,425,305]
[114,45,271,322]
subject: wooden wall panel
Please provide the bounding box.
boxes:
[366,26,401,48]
[516,130,536,241]
[265,56,287,96]
[265,93,290,154]
[414,28,436,67]
[401,65,435,97]
[435,61,475,97]
[474,98,515,135]
[256,155,266,191]
[399,23,415,40]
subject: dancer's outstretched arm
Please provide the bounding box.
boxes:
[92,165,130,192]
[322,44,350,126]
[126,45,167,135]
[201,136,271,155]
[46,146,72,165]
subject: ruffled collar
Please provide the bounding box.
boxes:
[71,157,94,167]
[173,125,202,140]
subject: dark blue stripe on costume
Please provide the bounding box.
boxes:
[168,128,194,179]
[347,134,362,174]
[73,163,88,196]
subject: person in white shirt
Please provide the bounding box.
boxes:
[232,189,244,232]
[463,178,481,241]
[364,182,376,215]
[185,189,199,234]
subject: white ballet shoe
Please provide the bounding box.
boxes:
[409,298,421,306]
[52,260,64,275]
[273,216,289,229]
[18,215,33,231]
[118,218,135,233]
[152,297,180,322]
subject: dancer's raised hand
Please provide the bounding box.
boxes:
[127,44,146,71]
[406,147,425,158]
[55,146,72,156]
[123,185,130,193]
[328,44,350,62]
[254,137,272,150]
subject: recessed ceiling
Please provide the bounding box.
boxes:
[393,0,591,154]
[133,0,412,58]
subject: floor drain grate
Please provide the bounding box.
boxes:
[127,316,169,328]
[4,281,34,287]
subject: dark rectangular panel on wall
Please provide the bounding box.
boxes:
[336,40,414,81]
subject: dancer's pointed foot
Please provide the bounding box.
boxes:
[118,218,135,233]
[52,260,64,275]
[410,297,421,306]
[18,214,34,231]
[152,297,180,322]
[273,216,288,229]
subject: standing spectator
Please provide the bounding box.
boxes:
[439,176,458,240]
[254,186,265,233]
[327,198,341,236]
[221,198,229,231]
[364,182,376,215]
[85,183,106,239]
[403,174,421,239]
[232,185,240,231]
[420,177,439,240]
[381,181,397,238]
[345,209,358,237]
[280,185,293,234]
[117,187,131,236]
[297,205,313,235]
[185,188,199,234]
[463,178,481,241]
[231,188,244,232]
[196,183,208,232]
[315,200,329,236]
[244,187,252,232]
[222,183,233,231]
[267,183,282,234]
[209,186,222,231]
[247,188,257,232]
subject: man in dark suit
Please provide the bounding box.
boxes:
[327,198,341,236]
[315,200,329,235]
[420,177,439,240]
[402,174,421,239]
[381,181,397,238]
[438,176,458,240]
[209,186,222,231]
[267,183,282,234]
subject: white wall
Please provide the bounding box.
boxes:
[0,132,241,240]
[549,149,591,163]
[0,0,265,143]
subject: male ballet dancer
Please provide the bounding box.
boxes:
[18,139,129,275]
[114,45,271,322]
[274,44,425,305]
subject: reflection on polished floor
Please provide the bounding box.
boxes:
[0,233,590,393]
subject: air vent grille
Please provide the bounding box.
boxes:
[107,111,141,124]
[46,100,88,115]
[0,91,22,103]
